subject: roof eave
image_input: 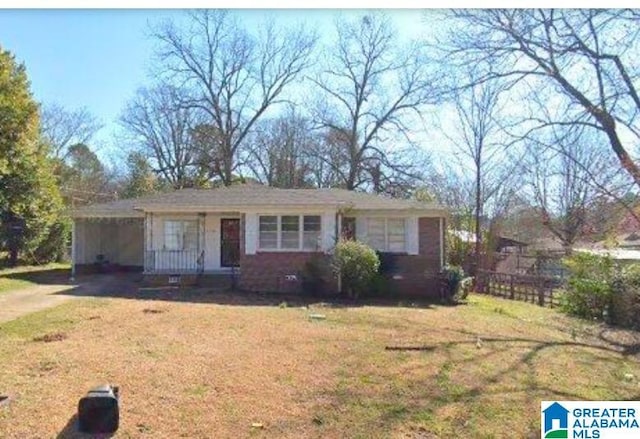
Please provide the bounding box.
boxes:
[72,211,145,219]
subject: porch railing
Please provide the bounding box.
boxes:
[144,250,204,274]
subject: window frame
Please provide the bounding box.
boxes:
[163,219,199,251]
[257,214,322,252]
[366,217,407,253]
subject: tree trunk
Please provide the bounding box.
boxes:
[475,164,482,271]
[8,247,18,267]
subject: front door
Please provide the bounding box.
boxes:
[220,219,240,267]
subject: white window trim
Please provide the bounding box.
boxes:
[258,214,322,252]
[163,218,199,251]
[366,217,408,253]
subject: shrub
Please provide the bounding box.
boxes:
[561,252,616,320]
[367,273,391,298]
[376,251,398,275]
[332,240,380,299]
[31,217,71,264]
[441,265,471,303]
[301,255,328,296]
[610,264,640,329]
[457,277,473,301]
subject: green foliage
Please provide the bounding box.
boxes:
[301,255,328,296]
[446,229,472,266]
[413,187,435,202]
[561,252,616,320]
[0,48,64,265]
[609,264,640,329]
[332,240,380,299]
[31,217,71,263]
[367,273,391,298]
[121,151,161,198]
[441,265,470,303]
[457,277,473,301]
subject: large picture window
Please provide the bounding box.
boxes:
[366,218,406,253]
[164,220,198,250]
[258,215,322,251]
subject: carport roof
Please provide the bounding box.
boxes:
[72,185,447,218]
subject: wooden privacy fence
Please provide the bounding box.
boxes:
[475,269,563,308]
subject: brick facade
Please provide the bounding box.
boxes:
[237,216,445,298]
[381,217,443,298]
[238,252,337,294]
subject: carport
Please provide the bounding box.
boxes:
[71,198,145,277]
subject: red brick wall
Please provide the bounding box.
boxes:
[385,217,444,298]
[237,215,445,298]
[238,252,337,294]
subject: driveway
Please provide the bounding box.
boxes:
[0,274,135,324]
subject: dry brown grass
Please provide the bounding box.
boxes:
[1,292,640,438]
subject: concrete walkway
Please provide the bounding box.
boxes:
[0,283,81,324]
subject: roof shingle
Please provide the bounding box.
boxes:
[73,185,446,217]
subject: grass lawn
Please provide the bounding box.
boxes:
[1,291,640,438]
[0,263,71,294]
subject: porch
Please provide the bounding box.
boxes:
[143,212,241,274]
[143,249,205,274]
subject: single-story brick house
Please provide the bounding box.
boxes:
[71,185,448,297]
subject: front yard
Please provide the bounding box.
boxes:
[1,288,640,438]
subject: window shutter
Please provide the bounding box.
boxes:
[407,216,419,255]
[245,213,258,255]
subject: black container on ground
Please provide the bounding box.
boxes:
[77,384,119,434]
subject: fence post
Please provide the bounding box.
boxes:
[476,270,484,294]
[509,275,515,300]
[537,278,545,307]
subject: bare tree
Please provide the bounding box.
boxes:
[41,103,102,161]
[440,9,640,189]
[245,108,315,188]
[120,84,203,189]
[151,10,317,186]
[443,76,509,266]
[305,132,348,188]
[312,12,436,193]
[522,127,627,253]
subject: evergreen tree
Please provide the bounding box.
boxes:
[0,48,63,265]
[121,151,160,198]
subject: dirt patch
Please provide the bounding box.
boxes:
[33,332,67,343]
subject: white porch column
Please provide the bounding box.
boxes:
[70,219,76,280]
[321,211,337,251]
[440,217,445,269]
[144,212,152,272]
[245,213,258,255]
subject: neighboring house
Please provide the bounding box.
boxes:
[452,230,528,254]
[71,185,448,297]
[575,247,640,263]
